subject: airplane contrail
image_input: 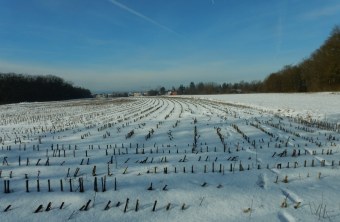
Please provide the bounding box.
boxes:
[108,0,180,36]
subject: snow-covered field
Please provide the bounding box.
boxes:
[189,92,340,123]
[0,94,339,222]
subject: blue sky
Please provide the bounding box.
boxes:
[0,0,339,92]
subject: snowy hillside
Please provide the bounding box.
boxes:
[0,94,339,221]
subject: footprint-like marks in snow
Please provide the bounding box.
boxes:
[278,211,296,222]
[256,173,268,189]
[281,188,303,204]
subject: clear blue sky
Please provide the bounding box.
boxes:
[0,0,339,92]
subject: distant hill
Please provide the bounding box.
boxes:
[262,26,340,92]
[0,73,92,104]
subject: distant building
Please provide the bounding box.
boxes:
[168,91,177,96]
[95,94,107,98]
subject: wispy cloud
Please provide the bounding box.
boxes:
[108,0,180,36]
[301,3,340,20]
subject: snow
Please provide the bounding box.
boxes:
[188,92,340,123]
[0,94,339,221]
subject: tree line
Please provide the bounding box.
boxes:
[149,25,340,95]
[171,80,263,95]
[0,73,92,104]
[262,26,340,92]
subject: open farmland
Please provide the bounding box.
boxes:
[0,95,340,222]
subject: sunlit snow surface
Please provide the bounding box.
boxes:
[0,93,339,222]
[188,92,340,123]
